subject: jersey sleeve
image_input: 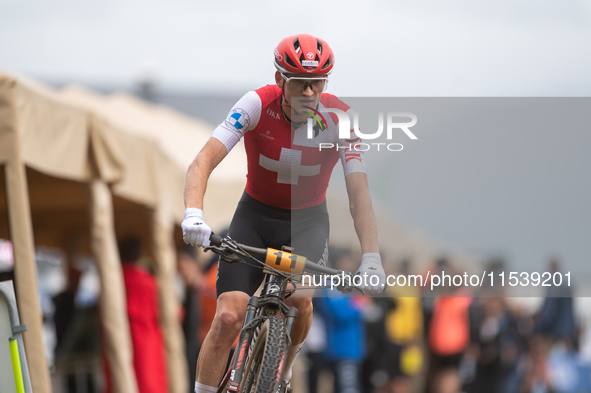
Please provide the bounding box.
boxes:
[211,91,262,152]
[338,109,367,176]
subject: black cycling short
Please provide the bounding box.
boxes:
[216,191,330,297]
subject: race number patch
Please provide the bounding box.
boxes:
[265,249,306,274]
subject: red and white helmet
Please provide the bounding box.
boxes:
[274,34,334,75]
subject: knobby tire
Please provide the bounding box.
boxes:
[239,316,287,393]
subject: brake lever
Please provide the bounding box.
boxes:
[353,286,365,295]
[203,245,223,253]
[333,272,366,295]
[203,237,244,263]
[339,271,366,295]
[205,236,240,252]
[336,284,352,294]
[335,284,365,295]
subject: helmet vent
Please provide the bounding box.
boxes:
[293,38,301,54]
[285,54,298,69]
[317,40,323,55]
[321,55,332,70]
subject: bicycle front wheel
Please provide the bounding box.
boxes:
[240,315,288,393]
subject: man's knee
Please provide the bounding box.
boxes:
[216,309,243,332]
[209,292,248,344]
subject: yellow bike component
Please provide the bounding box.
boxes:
[265,249,306,274]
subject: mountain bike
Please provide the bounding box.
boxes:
[206,234,362,393]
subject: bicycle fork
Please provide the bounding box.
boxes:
[225,297,259,393]
[224,296,298,392]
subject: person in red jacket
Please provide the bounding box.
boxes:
[119,236,169,393]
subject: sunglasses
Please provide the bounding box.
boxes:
[281,74,329,92]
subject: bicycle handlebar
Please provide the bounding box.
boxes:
[209,234,223,247]
[207,233,363,294]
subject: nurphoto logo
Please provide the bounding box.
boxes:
[306,108,418,152]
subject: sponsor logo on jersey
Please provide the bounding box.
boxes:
[259,131,275,141]
[266,108,281,119]
[302,60,319,67]
[226,108,250,130]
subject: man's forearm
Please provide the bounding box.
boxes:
[184,159,208,209]
[184,138,228,210]
[347,174,386,293]
[350,193,379,254]
[345,173,379,254]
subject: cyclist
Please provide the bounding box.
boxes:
[183,33,386,393]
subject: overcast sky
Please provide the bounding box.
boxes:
[1,0,590,282]
[1,0,591,96]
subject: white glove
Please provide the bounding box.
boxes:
[355,253,386,294]
[182,208,211,247]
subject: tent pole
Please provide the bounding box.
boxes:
[1,72,52,393]
[5,160,51,393]
[153,209,188,393]
[88,180,138,393]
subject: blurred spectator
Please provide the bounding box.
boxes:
[115,236,169,393]
[177,243,202,393]
[303,304,328,393]
[363,296,390,392]
[510,321,591,393]
[521,336,555,393]
[534,258,576,343]
[53,264,82,352]
[53,262,100,393]
[424,258,472,393]
[315,248,366,393]
[381,260,424,393]
[463,297,519,393]
[514,258,584,393]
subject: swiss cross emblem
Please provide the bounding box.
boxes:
[259,148,320,185]
[306,52,314,60]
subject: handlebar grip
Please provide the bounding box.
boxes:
[209,233,223,246]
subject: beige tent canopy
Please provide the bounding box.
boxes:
[1,72,115,393]
[0,70,245,393]
[59,85,246,229]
